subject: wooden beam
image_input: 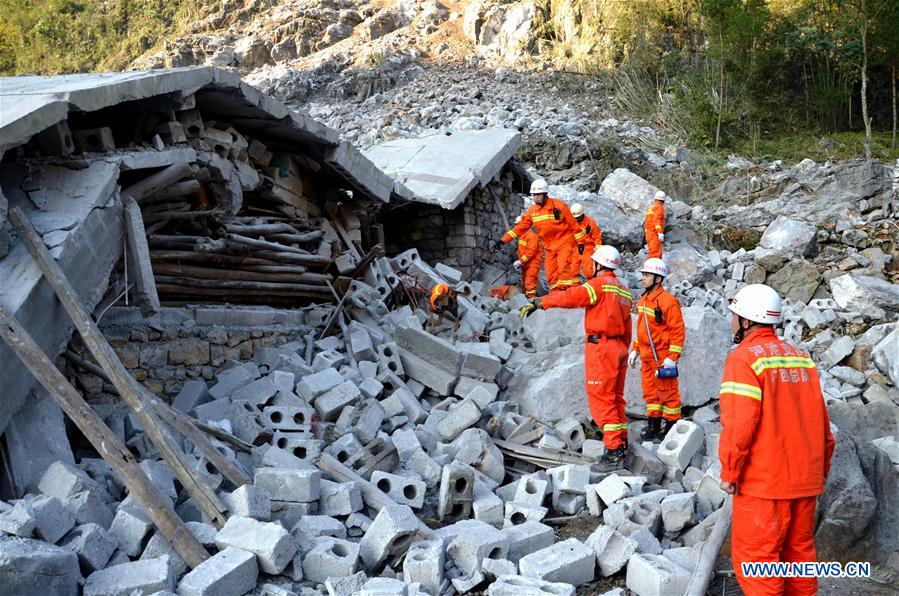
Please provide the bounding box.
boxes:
[0,306,210,569]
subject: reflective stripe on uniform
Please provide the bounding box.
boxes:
[646,404,662,412]
[669,345,683,354]
[662,406,681,415]
[507,230,519,240]
[720,381,763,401]
[602,422,629,431]
[574,231,586,239]
[637,305,654,315]
[750,356,816,375]
[518,239,528,246]
[602,285,633,300]
[531,214,556,223]
[583,283,598,305]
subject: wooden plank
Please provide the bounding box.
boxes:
[9,207,229,528]
[0,305,209,569]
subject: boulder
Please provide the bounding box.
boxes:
[830,274,899,315]
[846,323,896,372]
[522,309,584,351]
[663,244,715,286]
[759,216,817,257]
[464,0,537,62]
[506,342,587,423]
[598,168,661,218]
[828,402,899,444]
[872,329,899,386]
[0,537,81,595]
[767,261,820,304]
[547,187,643,251]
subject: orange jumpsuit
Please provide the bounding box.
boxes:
[720,327,834,596]
[517,229,542,298]
[429,283,450,312]
[571,215,603,277]
[541,270,633,449]
[644,202,664,259]
[633,286,685,421]
[503,198,584,292]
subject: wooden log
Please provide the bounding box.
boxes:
[144,210,222,224]
[687,496,733,595]
[0,306,210,569]
[223,222,299,235]
[156,284,333,299]
[149,250,288,268]
[122,162,193,202]
[151,263,323,284]
[266,230,325,244]
[253,250,331,267]
[8,207,230,529]
[226,233,311,255]
[154,275,330,293]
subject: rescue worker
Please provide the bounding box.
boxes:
[719,284,834,596]
[495,179,584,293]
[644,190,666,259]
[628,258,685,441]
[511,215,542,298]
[520,245,632,469]
[428,282,459,329]
[570,203,603,278]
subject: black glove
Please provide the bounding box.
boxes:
[519,298,542,319]
[553,208,561,220]
[492,240,504,251]
[578,244,585,255]
[585,225,592,235]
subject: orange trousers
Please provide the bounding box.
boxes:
[521,260,541,298]
[732,494,818,596]
[640,359,681,420]
[646,232,662,259]
[571,249,595,278]
[546,242,578,292]
[585,338,628,450]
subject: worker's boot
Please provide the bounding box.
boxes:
[659,418,676,439]
[596,446,627,472]
[640,417,663,442]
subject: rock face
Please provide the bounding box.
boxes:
[464,0,537,62]
[758,215,817,257]
[598,168,661,218]
[830,274,899,314]
[872,328,899,387]
[767,261,820,304]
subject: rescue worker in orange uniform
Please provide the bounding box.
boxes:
[644,190,666,259]
[628,258,685,441]
[511,215,542,298]
[719,284,834,596]
[570,203,603,278]
[428,283,459,328]
[520,245,633,469]
[495,179,584,292]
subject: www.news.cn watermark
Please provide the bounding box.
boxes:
[742,561,871,578]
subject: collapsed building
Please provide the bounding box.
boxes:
[0,66,896,596]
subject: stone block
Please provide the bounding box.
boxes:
[62,490,114,529]
[254,468,320,503]
[660,492,695,534]
[214,516,297,574]
[519,538,595,586]
[586,525,637,577]
[59,523,117,573]
[38,461,99,500]
[19,495,74,544]
[595,474,631,506]
[319,480,364,517]
[487,575,575,596]
[302,537,360,584]
[172,380,210,413]
[222,484,271,520]
[447,520,509,575]
[84,558,174,596]
[0,504,36,537]
[109,506,153,557]
[656,420,704,471]
[359,504,421,568]
[438,462,474,521]
[436,399,481,441]
[315,381,361,421]
[403,540,444,595]
[371,472,426,509]
[0,537,81,595]
[625,553,691,596]
[177,547,257,596]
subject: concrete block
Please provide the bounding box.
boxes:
[553,419,586,451]
[254,468,320,502]
[271,435,321,464]
[547,465,591,495]
[297,368,344,401]
[455,377,499,401]
[377,342,405,377]
[360,577,407,596]
[313,349,346,372]
[617,520,662,555]
[59,523,117,573]
[395,325,462,375]
[482,557,517,579]
[85,558,174,596]
[359,504,421,567]
[519,538,595,586]
[398,348,458,395]
[262,405,314,431]
[436,399,481,441]
[319,480,364,516]
[595,474,631,506]
[662,547,699,573]
[294,515,346,542]
[346,512,372,538]
[406,449,443,488]
[172,380,210,413]
[192,398,230,422]
[487,575,575,596]
[586,525,637,576]
[350,328,376,362]
[504,502,548,526]
[222,484,271,520]
[215,516,297,574]
[452,568,486,593]
[696,474,726,517]
[140,522,216,579]
[336,400,385,445]
[63,490,114,529]
[259,445,315,471]
[109,505,153,557]
[0,537,81,595]
[656,421,704,471]
[438,462,474,521]
[359,377,384,399]
[302,537,360,584]
[514,476,550,507]
[382,387,427,424]
[0,503,36,537]
[681,506,724,547]
[586,485,605,517]
[177,547,257,596]
[474,481,505,528]
[19,494,75,544]
[551,491,586,515]
[447,520,509,575]
[659,492,695,534]
[315,380,361,421]
[625,553,691,596]
[208,364,258,400]
[230,377,278,406]
[325,433,364,463]
[403,540,444,595]
[38,461,99,500]
[371,471,426,509]
[461,350,502,382]
[465,385,497,410]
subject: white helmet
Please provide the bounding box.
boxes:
[530,179,549,195]
[592,245,621,269]
[571,203,584,217]
[640,258,668,277]
[515,215,523,224]
[654,190,666,202]
[728,283,783,325]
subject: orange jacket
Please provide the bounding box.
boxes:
[517,229,541,264]
[644,202,664,235]
[541,270,633,342]
[577,215,603,248]
[503,198,584,251]
[719,327,835,499]
[429,283,450,312]
[633,286,685,362]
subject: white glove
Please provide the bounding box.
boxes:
[512,260,523,271]
[658,233,665,242]
[662,357,677,368]
[628,350,639,368]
